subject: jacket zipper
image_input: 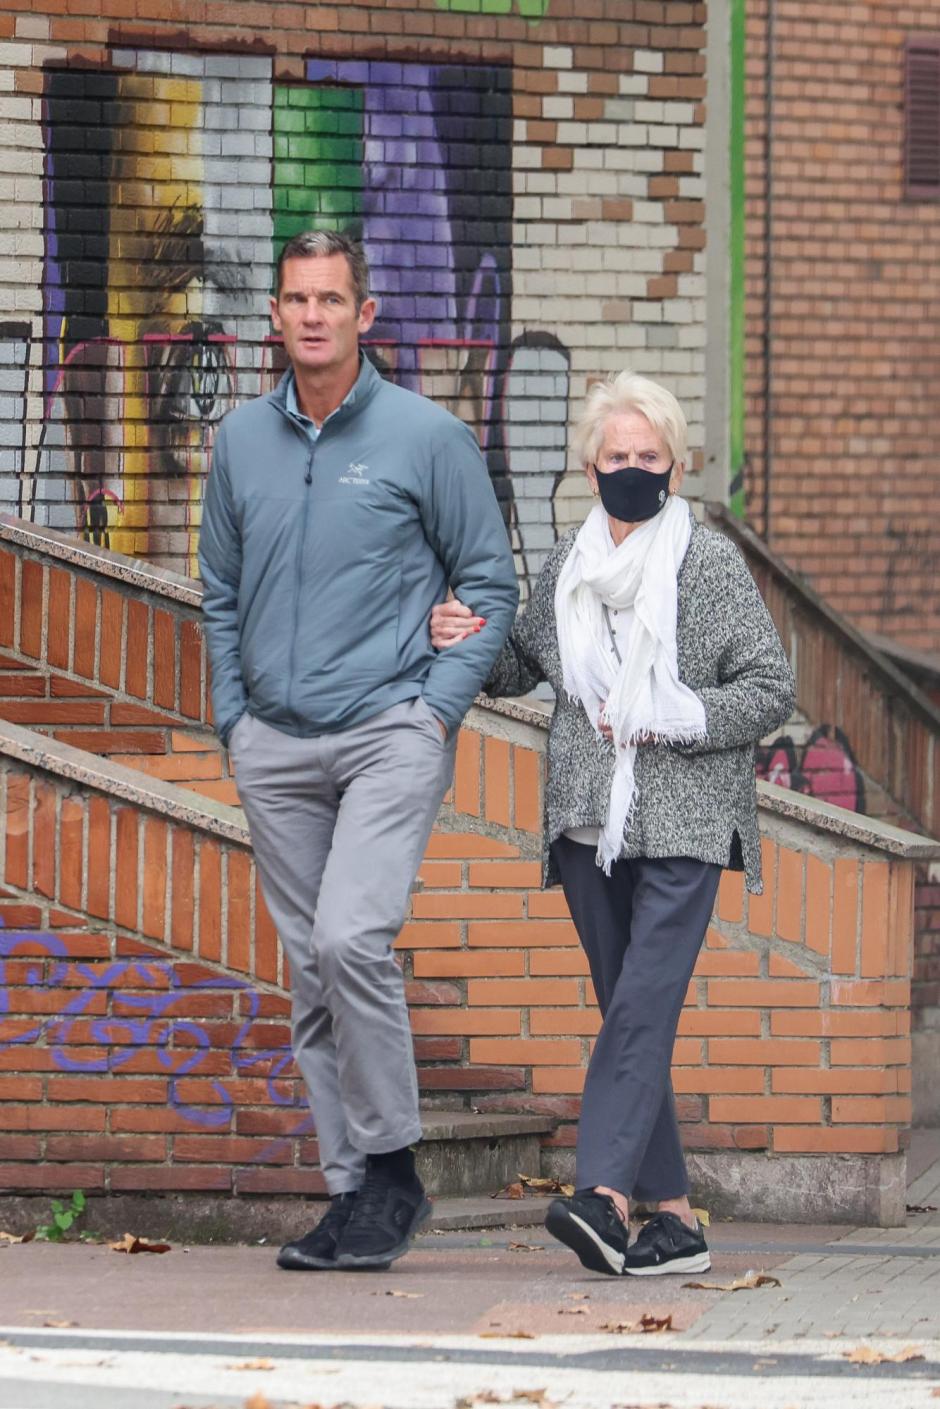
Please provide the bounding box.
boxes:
[287,441,315,724]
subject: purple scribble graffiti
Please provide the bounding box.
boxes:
[0,932,309,1141]
[756,723,866,814]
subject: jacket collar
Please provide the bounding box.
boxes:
[269,353,382,432]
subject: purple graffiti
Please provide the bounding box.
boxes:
[0,931,307,1134]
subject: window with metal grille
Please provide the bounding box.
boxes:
[905,36,940,199]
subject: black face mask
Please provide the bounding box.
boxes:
[593,462,673,523]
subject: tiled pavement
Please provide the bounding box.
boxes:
[683,1128,940,1342]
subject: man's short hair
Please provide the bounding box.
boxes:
[275,231,370,309]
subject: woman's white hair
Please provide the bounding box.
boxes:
[572,370,688,469]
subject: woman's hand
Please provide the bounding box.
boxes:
[430,599,485,649]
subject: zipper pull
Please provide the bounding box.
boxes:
[304,453,313,486]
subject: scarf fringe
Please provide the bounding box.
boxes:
[602,721,707,749]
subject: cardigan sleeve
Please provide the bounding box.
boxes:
[482,634,544,698]
[677,536,795,754]
[481,531,573,698]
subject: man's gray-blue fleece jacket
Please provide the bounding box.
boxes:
[197,356,519,745]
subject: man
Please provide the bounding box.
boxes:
[198,231,518,1271]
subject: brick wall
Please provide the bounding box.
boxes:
[2,526,935,1218]
[0,720,925,1216]
[742,0,940,652]
[0,0,709,604]
[711,504,940,1067]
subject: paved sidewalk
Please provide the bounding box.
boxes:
[0,1133,938,1408]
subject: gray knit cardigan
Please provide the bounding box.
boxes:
[484,513,795,892]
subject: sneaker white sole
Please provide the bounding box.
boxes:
[623,1249,711,1276]
[544,1204,625,1276]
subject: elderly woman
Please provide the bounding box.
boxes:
[431,372,794,1278]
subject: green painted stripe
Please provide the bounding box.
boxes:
[435,0,550,18]
[272,83,365,267]
[729,0,746,517]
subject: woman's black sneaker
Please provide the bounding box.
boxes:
[276,1191,358,1270]
[544,1190,629,1275]
[334,1157,431,1269]
[621,1210,711,1276]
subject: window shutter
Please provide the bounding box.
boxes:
[905,37,940,199]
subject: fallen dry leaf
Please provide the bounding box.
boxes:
[491,1182,526,1200]
[601,1313,674,1335]
[558,1306,588,1316]
[42,1320,77,1329]
[683,1270,781,1293]
[109,1232,171,1255]
[843,1345,924,1365]
[492,1175,574,1199]
[228,1359,275,1371]
[383,1290,423,1299]
[244,1395,274,1409]
[478,1329,536,1340]
[508,1242,545,1252]
[490,1177,527,1200]
[0,1230,34,1245]
[690,1208,710,1228]
[519,1174,575,1197]
[456,1393,556,1409]
[639,1313,673,1334]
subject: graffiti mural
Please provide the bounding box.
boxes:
[0,930,310,1157]
[756,723,866,814]
[36,54,274,574]
[19,49,569,591]
[0,322,30,515]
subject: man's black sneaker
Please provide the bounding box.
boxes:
[621,1210,711,1276]
[276,1192,359,1270]
[544,1190,629,1275]
[334,1158,431,1269]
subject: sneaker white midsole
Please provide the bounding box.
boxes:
[568,1212,626,1274]
[623,1249,711,1277]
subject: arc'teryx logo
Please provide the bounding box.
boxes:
[339,460,370,486]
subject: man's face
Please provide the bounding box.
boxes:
[270,254,376,380]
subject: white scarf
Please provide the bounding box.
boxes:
[554,496,706,872]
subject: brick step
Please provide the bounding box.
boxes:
[0,1192,555,1248]
[418,1111,556,1198]
[0,1113,557,1247]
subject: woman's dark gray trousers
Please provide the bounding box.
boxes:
[551,836,721,1202]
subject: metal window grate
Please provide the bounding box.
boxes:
[905,37,940,199]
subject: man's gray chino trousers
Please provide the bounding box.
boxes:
[230,697,457,1194]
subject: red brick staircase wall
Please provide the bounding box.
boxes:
[709,505,940,1068]
[0,519,934,1219]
